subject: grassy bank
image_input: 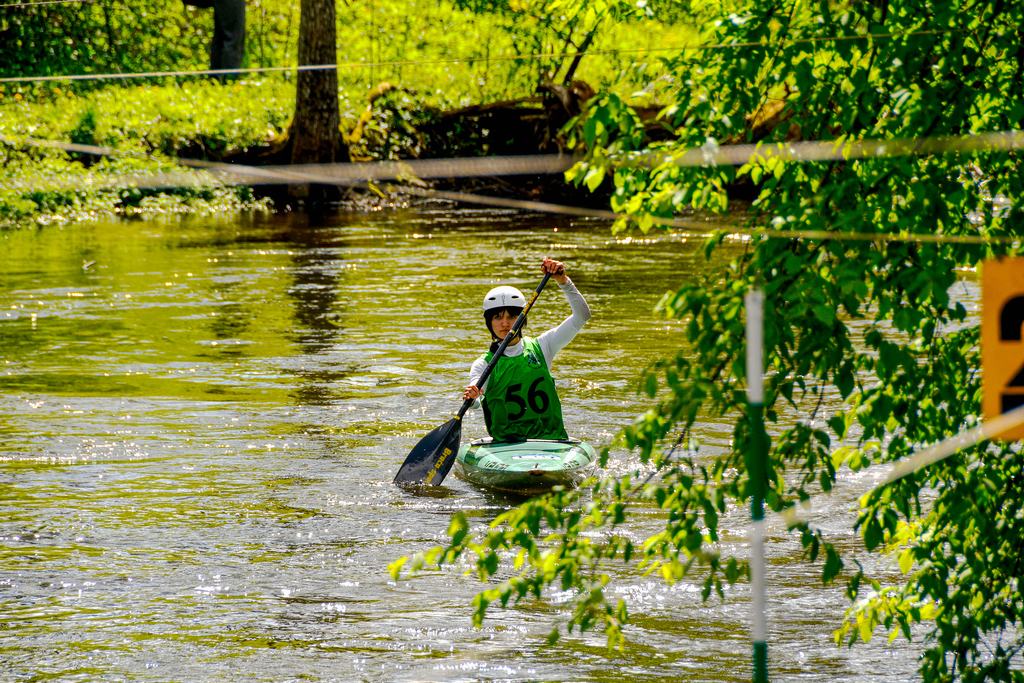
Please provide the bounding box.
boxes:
[0,0,692,227]
[0,80,296,226]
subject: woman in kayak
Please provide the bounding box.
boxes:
[462,258,591,441]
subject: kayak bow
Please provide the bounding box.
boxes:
[455,438,596,493]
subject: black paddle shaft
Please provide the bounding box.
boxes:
[456,271,552,420]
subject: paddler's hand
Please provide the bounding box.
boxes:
[542,257,568,285]
[463,385,483,400]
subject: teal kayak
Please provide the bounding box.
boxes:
[455,438,597,493]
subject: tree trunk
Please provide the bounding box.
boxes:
[290,0,345,203]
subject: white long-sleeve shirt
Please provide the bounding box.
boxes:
[468,278,591,394]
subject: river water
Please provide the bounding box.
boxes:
[1,209,924,681]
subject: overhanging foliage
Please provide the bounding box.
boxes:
[395,1,1024,681]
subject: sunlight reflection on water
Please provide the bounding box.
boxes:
[0,209,932,681]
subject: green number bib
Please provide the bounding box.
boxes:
[481,337,567,441]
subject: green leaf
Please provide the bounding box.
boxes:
[858,615,874,644]
[812,304,836,326]
[828,413,847,438]
[643,372,658,397]
[584,165,606,192]
[898,548,914,575]
[823,546,842,584]
[387,556,408,580]
[863,518,883,551]
[447,511,469,546]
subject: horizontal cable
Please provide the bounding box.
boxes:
[0,64,337,85]
[2,129,1019,246]
[12,127,1022,178]
[782,403,1024,527]
[0,29,952,84]
[632,130,1024,168]
[0,136,578,180]
[401,187,1017,246]
[873,404,1024,489]
[0,0,90,7]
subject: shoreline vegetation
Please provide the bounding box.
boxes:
[0,1,692,228]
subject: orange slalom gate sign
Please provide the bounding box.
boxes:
[982,257,1024,440]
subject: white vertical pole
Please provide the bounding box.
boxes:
[745,289,768,683]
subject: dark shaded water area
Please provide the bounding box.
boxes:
[1,208,927,681]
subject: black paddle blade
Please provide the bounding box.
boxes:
[393,418,462,486]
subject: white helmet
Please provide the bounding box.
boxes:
[482,285,526,313]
